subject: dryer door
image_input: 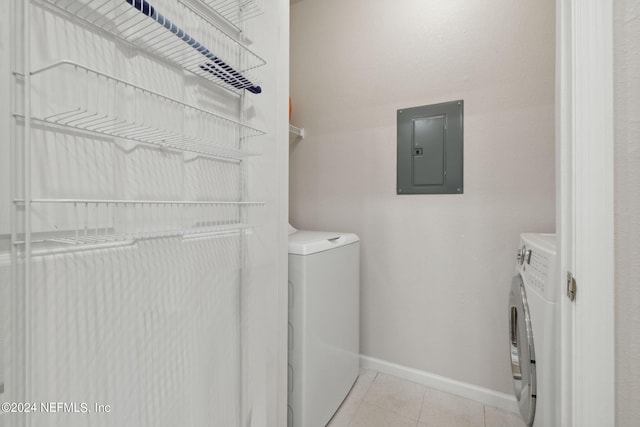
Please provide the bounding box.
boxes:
[509,274,536,427]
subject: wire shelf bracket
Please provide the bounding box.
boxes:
[200,0,264,29]
[289,124,305,139]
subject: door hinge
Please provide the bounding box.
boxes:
[566,272,577,302]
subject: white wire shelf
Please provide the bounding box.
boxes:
[201,0,264,28]
[14,198,265,246]
[29,61,265,159]
[40,0,266,93]
[289,124,305,139]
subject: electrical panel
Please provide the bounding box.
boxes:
[397,100,464,194]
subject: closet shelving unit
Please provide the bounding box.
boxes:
[7,2,271,426]
[13,0,267,249]
[10,0,268,421]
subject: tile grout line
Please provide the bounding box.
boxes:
[345,371,378,427]
[416,386,427,427]
[364,372,427,425]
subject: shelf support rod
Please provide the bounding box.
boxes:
[22,0,33,422]
[9,0,18,414]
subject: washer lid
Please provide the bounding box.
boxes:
[288,230,359,255]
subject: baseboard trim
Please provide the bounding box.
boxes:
[360,355,519,415]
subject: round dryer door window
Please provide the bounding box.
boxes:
[508,274,536,426]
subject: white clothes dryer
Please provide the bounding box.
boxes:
[508,233,557,427]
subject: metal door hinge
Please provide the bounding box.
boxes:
[566,272,577,302]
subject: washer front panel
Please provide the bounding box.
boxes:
[509,274,536,427]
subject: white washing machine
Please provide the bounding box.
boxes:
[508,233,557,427]
[287,229,360,427]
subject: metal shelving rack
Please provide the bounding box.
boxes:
[29,61,265,159]
[9,0,266,421]
[13,0,267,249]
[39,0,266,93]
[13,199,265,247]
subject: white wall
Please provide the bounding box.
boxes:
[244,1,290,424]
[290,0,555,394]
[614,0,640,425]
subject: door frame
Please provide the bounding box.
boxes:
[557,1,615,426]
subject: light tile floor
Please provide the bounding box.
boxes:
[327,370,526,427]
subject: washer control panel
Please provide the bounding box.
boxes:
[516,246,533,265]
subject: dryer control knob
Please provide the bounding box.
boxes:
[517,246,527,265]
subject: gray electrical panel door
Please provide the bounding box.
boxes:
[397,100,463,194]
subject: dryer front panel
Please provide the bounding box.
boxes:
[509,274,536,427]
